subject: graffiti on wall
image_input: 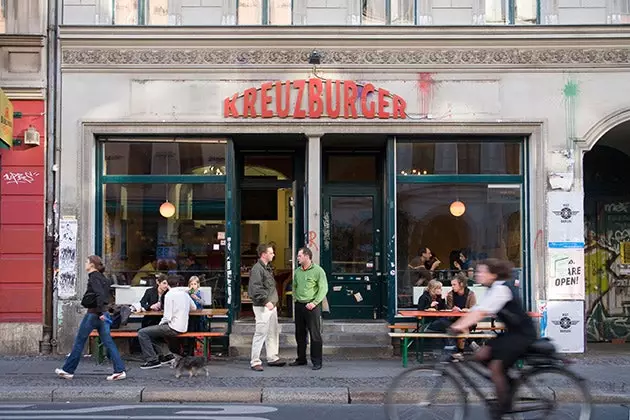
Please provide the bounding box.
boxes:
[585,201,630,342]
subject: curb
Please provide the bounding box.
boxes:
[0,386,628,404]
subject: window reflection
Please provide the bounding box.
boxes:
[147,0,169,25]
[396,141,521,175]
[115,0,139,25]
[396,183,522,308]
[103,183,227,306]
[362,0,386,24]
[515,0,536,23]
[0,0,5,33]
[390,0,415,24]
[103,141,227,176]
[269,0,291,24]
[238,0,263,24]
[331,196,374,273]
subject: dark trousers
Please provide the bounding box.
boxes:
[426,318,456,348]
[295,302,323,366]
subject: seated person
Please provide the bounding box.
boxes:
[138,274,169,329]
[417,279,446,312]
[446,272,477,312]
[131,256,158,286]
[138,275,197,369]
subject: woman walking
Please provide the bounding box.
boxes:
[55,255,126,381]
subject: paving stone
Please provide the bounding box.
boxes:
[262,386,348,404]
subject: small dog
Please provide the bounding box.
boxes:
[172,355,209,378]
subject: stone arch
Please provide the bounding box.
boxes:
[581,107,630,152]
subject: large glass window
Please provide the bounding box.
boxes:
[238,0,291,24]
[114,0,140,25]
[396,183,522,308]
[397,141,521,175]
[103,140,226,176]
[99,140,228,308]
[395,138,525,309]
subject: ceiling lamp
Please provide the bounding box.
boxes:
[159,201,176,218]
[450,200,466,217]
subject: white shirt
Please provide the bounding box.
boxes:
[472,281,513,315]
[160,288,196,333]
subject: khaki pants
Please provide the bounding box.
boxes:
[250,306,280,367]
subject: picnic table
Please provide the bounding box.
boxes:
[395,310,541,365]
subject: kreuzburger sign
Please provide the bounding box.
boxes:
[224,78,407,119]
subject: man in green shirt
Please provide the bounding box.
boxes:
[289,247,328,370]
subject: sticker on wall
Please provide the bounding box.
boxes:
[333,286,342,292]
[217,232,225,240]
[547,191,585,247]
[366,285,371,291]
[220,240,226,246]
[58,217,78,299]
[545,300,585,353]
[547,248,585,300]
[213,244,220,251]
[366,262,374,268]
[354,292,363,302]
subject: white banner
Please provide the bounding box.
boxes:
[547,248,585,300]
[547,191,584,247]
[544,300,585,353]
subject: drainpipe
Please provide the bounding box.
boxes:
[40,0,60,355]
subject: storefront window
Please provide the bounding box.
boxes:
[103,140,226,176]
[397,141,521,175]
[102,182,227,305]
[396,183,522,308]
[243,155,293,180]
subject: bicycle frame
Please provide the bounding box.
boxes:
[443,357,559,415]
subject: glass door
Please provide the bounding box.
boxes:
[322,188,382,319]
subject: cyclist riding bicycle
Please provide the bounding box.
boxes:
[450,258,537,420]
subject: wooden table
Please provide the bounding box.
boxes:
[130,308,228,317]
[397,310,541,364]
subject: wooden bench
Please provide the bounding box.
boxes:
[389,332,497,367]
[388,324,417,332]
[89,330,226,364]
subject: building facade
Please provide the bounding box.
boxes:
[51,0,630,353]
[0,0,48,354]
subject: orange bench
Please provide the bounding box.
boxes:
[89,330,226,364]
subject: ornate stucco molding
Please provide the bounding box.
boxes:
[61,47,630,69]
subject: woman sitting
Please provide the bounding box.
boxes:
[417,280,453,337]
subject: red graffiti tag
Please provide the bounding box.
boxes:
[308,231,319,251]
[533,229,543,250]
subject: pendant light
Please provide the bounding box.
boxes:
[160,151,175,218]
[449,146,465,217]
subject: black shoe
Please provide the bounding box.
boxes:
[312,364,322,370]
[267,360,286,367]
[289,360,307,366]
[160,354,175,366]
[140,360,161,370]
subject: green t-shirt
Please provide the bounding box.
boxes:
[292,263,328,305]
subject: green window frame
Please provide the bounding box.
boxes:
[394,138,532,311]
[236,0,294,25]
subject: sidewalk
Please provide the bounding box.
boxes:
[0,343,628,404]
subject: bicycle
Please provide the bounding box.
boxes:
[385,338,592,420]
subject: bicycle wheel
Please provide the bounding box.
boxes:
[385,364,468,420]
[510,365,592,420]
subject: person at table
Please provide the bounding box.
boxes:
[417,279,447,312]
[139,274,169,329]
[409,246,439,286]
[131,255,158,286]
[446,272,477,312]
[138,275,196,369]
[450,258,537,420]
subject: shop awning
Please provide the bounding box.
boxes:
[0,88,13,149]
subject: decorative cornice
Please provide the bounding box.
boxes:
[62,47,630,68]
[0,34,46,48]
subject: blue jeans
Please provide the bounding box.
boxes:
[62,312,125,374]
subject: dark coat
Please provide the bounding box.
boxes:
[84,271,112,315]
[248,260,279,307]
[417,290,446,311]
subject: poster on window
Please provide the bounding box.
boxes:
[547,191,584,247]
[544,300,585,353]
[547,248,584,300]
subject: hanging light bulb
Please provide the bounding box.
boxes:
[450,200,466,217]
[160,201,176,218]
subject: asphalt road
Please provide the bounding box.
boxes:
[0,403,627,420]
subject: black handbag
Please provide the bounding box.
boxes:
[81,292,98,308]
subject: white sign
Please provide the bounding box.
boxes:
[58,217,78,299]
[547,191,584,247]
[547,248,585,300]
[544,300,584,353]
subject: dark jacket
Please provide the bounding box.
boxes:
[247,259,279,307]
[139,287,166,328]
[417,290,446,311]
[84,271,111,315]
